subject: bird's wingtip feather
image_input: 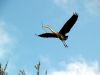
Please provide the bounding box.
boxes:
[73,12,78,16]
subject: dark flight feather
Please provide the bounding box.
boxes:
[38,33,58,38]
[59,13,78,36]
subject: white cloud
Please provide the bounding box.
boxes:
[0,21,15,60]
[48,59,100,75]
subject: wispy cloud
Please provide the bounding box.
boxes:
[48,58,100,75]
[54,0,68,9]
[84,0,100,15]
[53,0,77,14]
[0,21,15,60]
[39,56,51,65]
[53,0,100,15]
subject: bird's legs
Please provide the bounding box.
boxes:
[42,25,55,33]
[62,41,68,47]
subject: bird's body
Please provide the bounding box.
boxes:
[37,13,78,47]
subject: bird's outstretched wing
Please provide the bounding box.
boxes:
[38,33,57,38]
[59,13,78,36]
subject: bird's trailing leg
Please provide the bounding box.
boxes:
[62,41,68,47]
[42,25,55,33]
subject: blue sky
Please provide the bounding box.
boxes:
[0,0,100,75]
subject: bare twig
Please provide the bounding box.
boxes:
[19,70,26,75]
[35,61,40,75]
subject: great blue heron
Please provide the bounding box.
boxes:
[37,13,78,47]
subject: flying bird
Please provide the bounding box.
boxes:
[37,13,78,47]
